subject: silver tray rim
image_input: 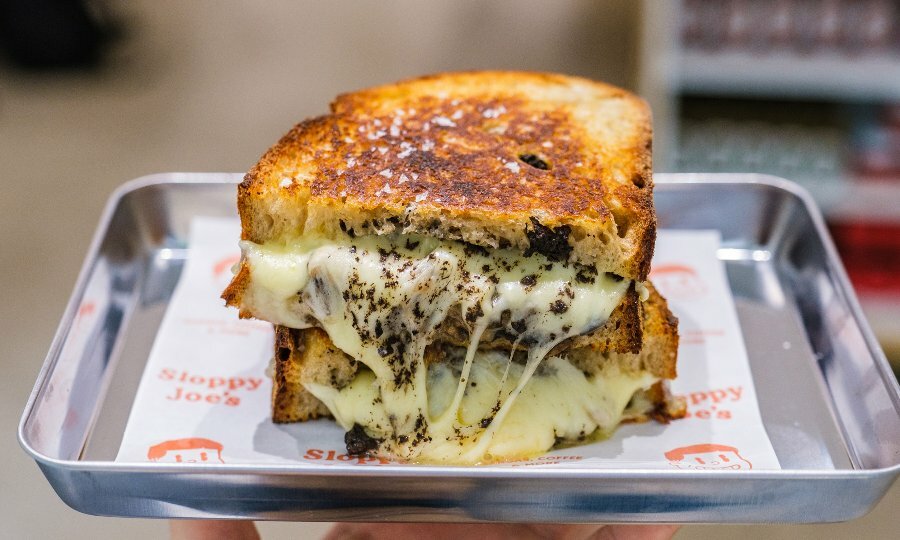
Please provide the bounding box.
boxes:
[19,172,900,479]
[16,173,900,524]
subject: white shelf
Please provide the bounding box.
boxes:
[677,49,900,101]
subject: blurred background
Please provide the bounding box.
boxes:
[1,0,897,538]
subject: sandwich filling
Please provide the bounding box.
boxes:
[240,233,650,463]
[307,351,657,463]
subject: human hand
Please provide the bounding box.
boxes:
[324,522,679,539]
[170,520,678,540]
[170,520,260,540]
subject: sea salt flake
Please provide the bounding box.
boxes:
[483,105,507,119]
[377,146,389,154]
[451,110,463,120]
[279,178,293,188]
[432,116,456,127]
[379,168,393,178]
[398,174,410,184]
[415,191,428,202]
[504,161,521,174]
[389,125,400,137]
[542,141,553,148]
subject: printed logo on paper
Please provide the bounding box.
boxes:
[650,263,707,300]
[147,437,225,464]
[212,254,241,287]
[664,443,752,470]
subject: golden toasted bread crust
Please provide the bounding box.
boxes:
[272,326,357,423]
[564,283,678,379]
[638,282,680,379]
[238,71,655,280]
[271,283,678,424]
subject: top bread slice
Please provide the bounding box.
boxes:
[236,71,655,281]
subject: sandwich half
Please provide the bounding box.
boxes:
[223,71,684,464]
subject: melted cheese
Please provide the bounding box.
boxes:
[241,233,633,463]
[307,352,656,463]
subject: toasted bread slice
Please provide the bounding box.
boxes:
[272,283,680,424]
[236,71,654,280]
[566,282,678,379]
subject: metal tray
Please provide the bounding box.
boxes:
[19,173,900,523]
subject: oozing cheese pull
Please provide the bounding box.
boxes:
[307,351,657,463]
[241,233,635,463]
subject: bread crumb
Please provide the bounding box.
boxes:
[504,161,521,174]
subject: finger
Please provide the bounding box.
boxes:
[525,523,607,539]
[593,524,680,540]
[169,520,260,540]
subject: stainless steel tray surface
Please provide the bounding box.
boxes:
[19,173,900,523]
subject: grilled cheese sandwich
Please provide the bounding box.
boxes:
[223,71,683,464]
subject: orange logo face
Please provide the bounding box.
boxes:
[147,437,224,463]
[212,254,241,288]
[664,443,752,470]
[650,264,706,300]
[77,301,96,318]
